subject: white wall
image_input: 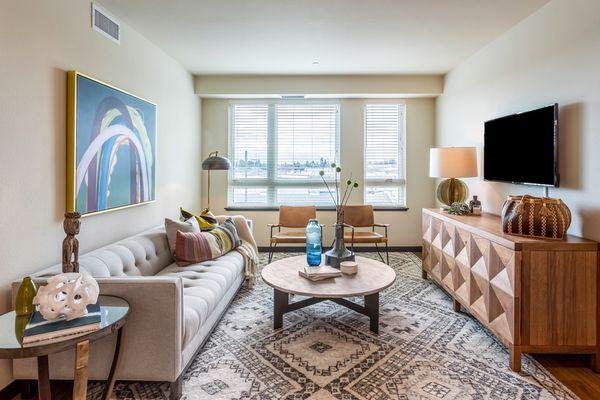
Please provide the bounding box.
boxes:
[0,0,201,388]
[436,0,600,242]
[201,97,436,247]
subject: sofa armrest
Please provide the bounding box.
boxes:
[96,277,184,381]
[11,276,184,382]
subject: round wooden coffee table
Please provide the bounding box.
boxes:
[261,255,396,333]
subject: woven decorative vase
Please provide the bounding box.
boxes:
[501,195,571,240]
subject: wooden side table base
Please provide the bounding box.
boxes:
[73,340,90,400]
[104,327,125,400]
[37,355,51,400]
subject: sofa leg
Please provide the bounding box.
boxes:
[170,377,183,400]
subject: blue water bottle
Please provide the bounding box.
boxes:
[306,219,322,266]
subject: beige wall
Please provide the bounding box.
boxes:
[0,0,201,388]
[201,98,435,247]
[195,74,443,98]
[436,0,600,242]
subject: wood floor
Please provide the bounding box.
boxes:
[534,355,600,399]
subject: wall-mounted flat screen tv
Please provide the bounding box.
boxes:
[484,104,559,187]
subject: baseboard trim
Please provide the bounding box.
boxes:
[258,246,422,253]
[0,380,22,400]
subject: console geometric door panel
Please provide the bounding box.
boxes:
[423,214,518,345]
[422,208,599,373]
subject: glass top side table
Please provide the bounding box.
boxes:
[0,295,129,400]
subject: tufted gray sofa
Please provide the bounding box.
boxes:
[11,217,254,399]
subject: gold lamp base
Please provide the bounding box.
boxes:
[436,178,469,206]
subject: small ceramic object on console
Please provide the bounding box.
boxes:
[469,195,482,215]
[340,261,358,275]
[33,272,99,321]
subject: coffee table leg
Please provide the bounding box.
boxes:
[37,355,51,400]
[274,289,288,329]
[365,292,380,334]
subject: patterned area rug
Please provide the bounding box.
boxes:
[99,252,576,400]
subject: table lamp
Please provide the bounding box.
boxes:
[202,151,231,210]
[429,147,477,206]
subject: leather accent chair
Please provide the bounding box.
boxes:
[268,206,322,263]
[340,205,390,264]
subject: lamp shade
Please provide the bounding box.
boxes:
[202,151,231,171]
[429,147,478,178]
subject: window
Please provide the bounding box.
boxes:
[364,104,406,207]
[229,102,339,207]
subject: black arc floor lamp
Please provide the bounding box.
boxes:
[202,151,231,211]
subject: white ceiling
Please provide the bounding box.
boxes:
[101,0,548,75]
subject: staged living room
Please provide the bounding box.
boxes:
[2,1,600,399]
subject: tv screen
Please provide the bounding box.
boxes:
[484,104,558,187]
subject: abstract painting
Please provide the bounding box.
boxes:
[67,71,156,216]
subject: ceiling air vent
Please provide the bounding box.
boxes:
[92,3,120,44]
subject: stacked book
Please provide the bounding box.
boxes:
[298,265,342,281]
[22,303,101,347]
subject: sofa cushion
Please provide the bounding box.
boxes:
[180,207,218,231]
[174,218,242,266]
[165,217,200,255]
[157,250,244,349]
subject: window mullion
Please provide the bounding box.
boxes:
[267,104,277,205]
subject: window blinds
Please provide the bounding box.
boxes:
[230,104,269,180]
[229,103,339,206]
[276,104,338,180]
[364,104,406,206]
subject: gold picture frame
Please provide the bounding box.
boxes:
[67,71,157,217]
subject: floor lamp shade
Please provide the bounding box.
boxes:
[429,147,477,206]
[202,151,231,210]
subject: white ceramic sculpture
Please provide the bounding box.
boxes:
[33,272,100,321]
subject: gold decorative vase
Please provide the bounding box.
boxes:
[15,277,37,316]
[436,178,469,206]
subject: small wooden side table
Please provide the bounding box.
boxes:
[0,295,129,400]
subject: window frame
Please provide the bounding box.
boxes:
[228,100,341,208]
[363,103,407,208]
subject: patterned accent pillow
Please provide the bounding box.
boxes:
[175,218,242,266]
[180,207,218,231]
[164,217,200,255]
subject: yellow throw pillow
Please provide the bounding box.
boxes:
[180,207,218,231]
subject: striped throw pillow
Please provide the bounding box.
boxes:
[174,218,242,266]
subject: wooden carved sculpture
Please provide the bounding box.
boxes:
[62,212,81,273]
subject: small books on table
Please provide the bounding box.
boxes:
[22,302,101,347]
[299,265,342,281]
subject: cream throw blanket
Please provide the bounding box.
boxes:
[217,215,259,284]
